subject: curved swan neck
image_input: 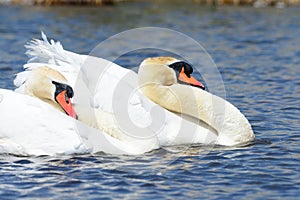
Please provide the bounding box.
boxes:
[139,70,254,145]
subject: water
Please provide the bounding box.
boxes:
[0,2,300,199]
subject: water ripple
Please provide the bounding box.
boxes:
[0,4,300,200]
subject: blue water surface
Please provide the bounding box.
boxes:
[0,2,300,199]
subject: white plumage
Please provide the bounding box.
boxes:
[0,33,254,156]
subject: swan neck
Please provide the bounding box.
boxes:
[140,83,254,145]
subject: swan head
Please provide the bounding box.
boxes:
[24,67,77,119]
[139,57,205,90]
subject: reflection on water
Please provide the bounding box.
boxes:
[0,2,300,199]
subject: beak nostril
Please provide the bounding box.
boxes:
[65,93,70,104]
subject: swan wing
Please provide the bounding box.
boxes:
[25,32,83,70]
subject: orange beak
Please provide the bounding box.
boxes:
[55,90,77,119]
[178,68,205,90]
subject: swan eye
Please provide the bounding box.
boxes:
[66,86,74,98]
[183,64,193,76]
[52,81,74,99]
[168,62,183,73]
[169,61,194,77]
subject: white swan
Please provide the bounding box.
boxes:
[18,33,254,147]
[0,67,159,156]
[138,57,254,145]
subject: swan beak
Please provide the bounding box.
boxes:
[55,90,77,119]
[179,68,205,90]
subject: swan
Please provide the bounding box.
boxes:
[0,67,159,156]
[19,33,254,147]
[138,57,254,145]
